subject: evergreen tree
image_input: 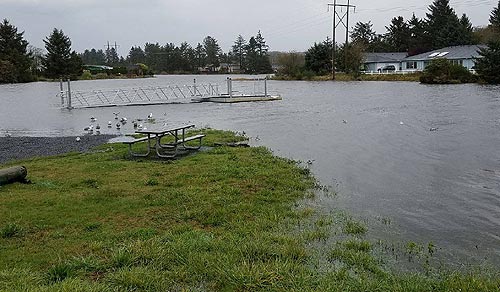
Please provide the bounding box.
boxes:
[203,36,221,71]
[127,46,146,64]
[304,38,332,75]
[43,28,82,79]
[254,31,272,73]
[0,19,33,83]
[490,1,500,29]
[458,14,475,45]
[232,35,246,70]
[350,21,376,47]
[105,47,120,66]
[425,0,471,49]
[81,48,106,65]
[195,43,206,69]
[385,16,411,52]
[144,43,162,73]
[475,41,500,84]
[408,14,431,55]
[244,37,259,74]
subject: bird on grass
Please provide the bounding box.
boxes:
[76,137,81,142]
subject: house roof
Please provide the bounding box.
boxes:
[404,45,486,61]
[364,52,408,63]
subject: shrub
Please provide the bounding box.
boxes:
[80,70,92,80]
[420,58,477,84]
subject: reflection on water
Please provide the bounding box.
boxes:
[1,76,500,266]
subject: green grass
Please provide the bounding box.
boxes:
[0,129,498,291]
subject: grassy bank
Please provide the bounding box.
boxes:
[0,129,498,291]
[272,73,422,82]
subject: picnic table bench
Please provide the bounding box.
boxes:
[123,124,205,158]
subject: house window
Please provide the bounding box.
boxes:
[406,61,417,69]
[451,59,463,66]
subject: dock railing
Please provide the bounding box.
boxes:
[59,79,220,109]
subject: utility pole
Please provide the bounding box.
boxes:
[328,1,356,80]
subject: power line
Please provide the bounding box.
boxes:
[328,0,356,80]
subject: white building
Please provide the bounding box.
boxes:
[401,45,486,71]
[363,45,486,73]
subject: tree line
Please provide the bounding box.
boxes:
[80,32,272,75]
[276,0,500,83]
[0,20,274,84]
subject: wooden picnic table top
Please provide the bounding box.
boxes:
[135,124,195,135]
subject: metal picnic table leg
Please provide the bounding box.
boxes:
[155,133,177,158]
[128,134,152,157]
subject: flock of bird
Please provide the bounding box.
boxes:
[78,112,155,140]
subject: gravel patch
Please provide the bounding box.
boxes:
[0,135,116,164]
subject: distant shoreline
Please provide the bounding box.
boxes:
[272,73,422,82]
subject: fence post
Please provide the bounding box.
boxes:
[264,78,268,97]
[60,78,64,106]
[193,78,197,97]
[228,78,233,98]
[67,79,72,109]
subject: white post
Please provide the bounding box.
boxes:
[227,78,233,98]
[264,78,268,97]
[67,79,72,109]
[60,78,64,106]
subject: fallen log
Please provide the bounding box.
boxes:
[0,166,28,186]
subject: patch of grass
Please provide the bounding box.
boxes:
[0,223,23,238]
[144,178,159,186]
[47,263,73,284]
[81,178,99,189]
[329,240,383,276]
[84,222,101,232]
[342,218,367,235]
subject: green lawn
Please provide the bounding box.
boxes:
[0,129,498,291]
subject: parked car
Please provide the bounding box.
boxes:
[378,65,396,72]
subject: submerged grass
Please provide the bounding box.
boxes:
[0,129,498,291]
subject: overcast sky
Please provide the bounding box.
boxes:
[1,0,496,55]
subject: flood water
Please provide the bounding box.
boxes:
[1,75,499,267]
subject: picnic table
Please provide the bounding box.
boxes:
[123,124,205,158]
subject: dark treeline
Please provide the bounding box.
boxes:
[342,0,496,55]
[80,31,273,75]
[0,21,274,84]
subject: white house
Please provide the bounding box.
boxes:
[363,52,408,72]
[401,45,486,71]
[363,45,486,73]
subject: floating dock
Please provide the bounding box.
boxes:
[60,77,281,109]
[193,94,282,103]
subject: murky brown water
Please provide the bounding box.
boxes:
[1,76,499,267]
